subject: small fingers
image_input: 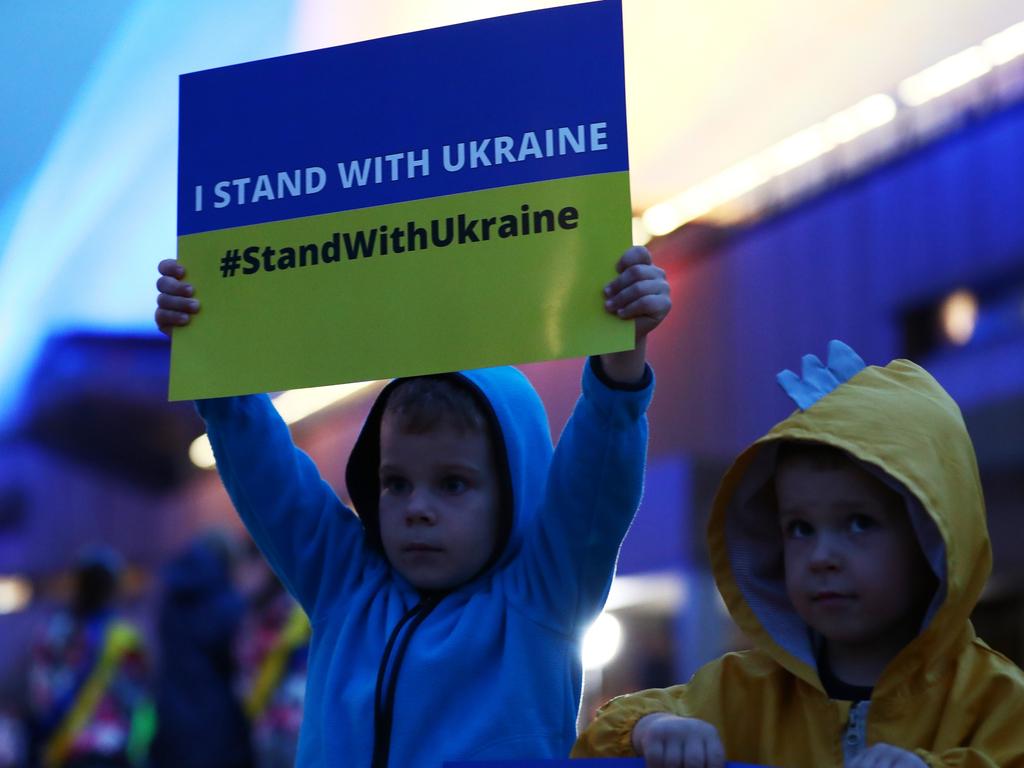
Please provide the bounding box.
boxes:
[616,245,652,273]
[155,308,192,336]
[605,275,669,313]
[643,740,666,768]
[157,293,200,314]
[156,274,194,298]
[611,293,672,321]
[158,258,186,278]
[661,740,684,768]
[681,735,706,768]
[706,736,726,768]
[605,262,665,299]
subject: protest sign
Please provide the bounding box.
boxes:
[172,0,632,399]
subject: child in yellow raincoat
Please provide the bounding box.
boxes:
[574,341,1024,768]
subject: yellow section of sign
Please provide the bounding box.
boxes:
[169,171,633,400]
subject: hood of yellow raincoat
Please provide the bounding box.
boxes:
[708,358,991,698]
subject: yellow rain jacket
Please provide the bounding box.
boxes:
[574,359,1024,767]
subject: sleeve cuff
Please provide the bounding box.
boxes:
[588,355,653,392]
[582,357,655,423]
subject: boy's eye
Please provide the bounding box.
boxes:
[381,476,410,494]
[784,519,813,539]
[849,514,877,533]
[440,476,468,494]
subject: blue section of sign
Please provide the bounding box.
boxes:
[178,0,627,235]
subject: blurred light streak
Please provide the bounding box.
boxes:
[898,47,992,107]
[639,94,896,238]
[642,200,690,238]
[768,125,836,175]
[631,216,651,246]
[825,94,898,144]
[604,571,688,613]
[638,17,1023,239]
[190,379,384,469]
[983,20,1024,65]
[710,159,768,202]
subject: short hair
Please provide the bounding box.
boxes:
[775,440,853,471]
[383,376,487,435]
[774,440,904,509]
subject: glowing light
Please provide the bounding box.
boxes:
[631,216,652,246]
[582,611,622,671]
[604,572,688,613]
[940,289,979,346]
[272,380,381,424]
[768,125,835,175]
[825,94,897,144]
[637,92,896,237]
[0,577,32,615]
[190,380,383,469]
[642,201,686,238]
[634,13,1024,237]
[898,47,991,107]
[710,160,767,202]
[982,21,1024,66]
[189,435,217,470]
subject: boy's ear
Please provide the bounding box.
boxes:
[776,339,866,411]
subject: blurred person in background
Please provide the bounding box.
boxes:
[235,541,309,768]
[0,707,27,768]
[27,548,155,768]
[149,532,253,768]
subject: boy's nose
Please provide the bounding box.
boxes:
[405,493,436,524]
[808,535,841,570]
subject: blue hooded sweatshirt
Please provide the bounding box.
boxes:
[196,359,653,767]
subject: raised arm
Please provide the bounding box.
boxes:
[598,245,672,385]
[157,260,376,619]
[197,395,375,620]
[509,246,670,630]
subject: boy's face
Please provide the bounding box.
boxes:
[377,415,501,592]
[775,455,934,658]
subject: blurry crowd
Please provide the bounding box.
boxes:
[0,534,309,768]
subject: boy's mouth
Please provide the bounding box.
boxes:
[404,543,443,552]
[812,591,856,603]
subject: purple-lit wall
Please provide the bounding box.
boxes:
[643,99,1024,461]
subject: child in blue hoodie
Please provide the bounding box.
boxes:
[155,245,671,768]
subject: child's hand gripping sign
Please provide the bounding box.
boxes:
[171,1,633,400]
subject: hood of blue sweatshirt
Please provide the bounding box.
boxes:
[345,366,553,578]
